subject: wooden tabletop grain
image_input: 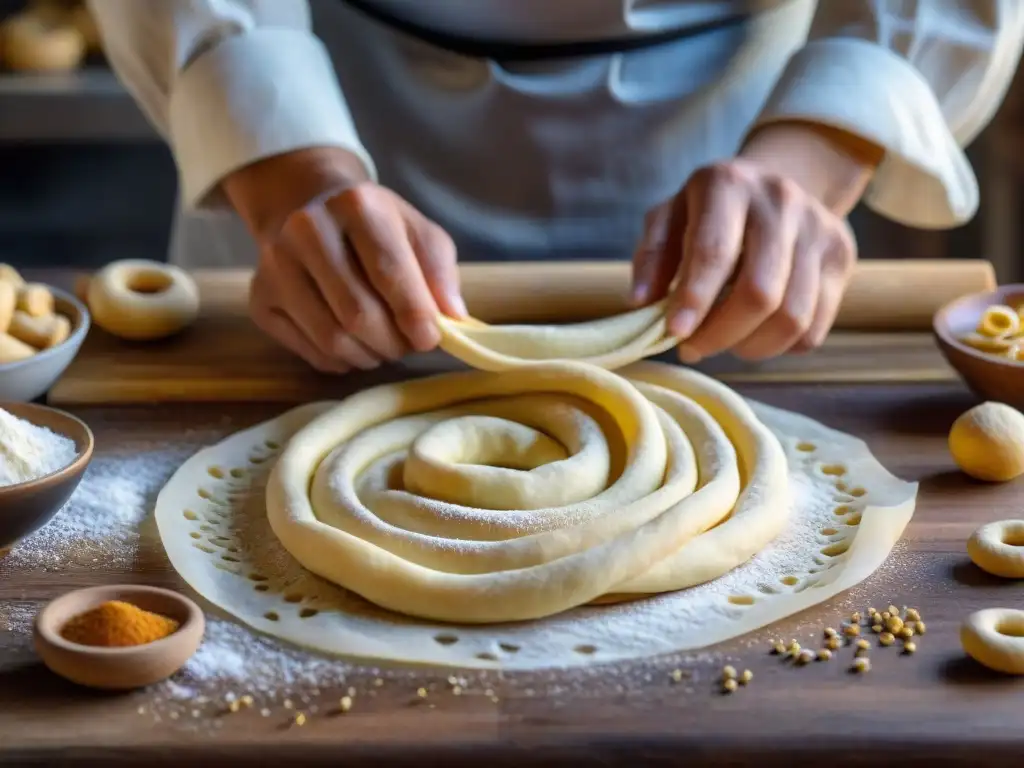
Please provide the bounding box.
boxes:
[1,380,1022,767]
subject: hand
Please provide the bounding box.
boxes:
[224,148,466,373]
[632,122,881,362]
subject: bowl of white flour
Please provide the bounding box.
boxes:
[0,402,93,555]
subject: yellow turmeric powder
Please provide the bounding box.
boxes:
[60,600,179,647]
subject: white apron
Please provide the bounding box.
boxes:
[170,0,815,269]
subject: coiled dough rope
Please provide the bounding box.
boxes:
[267,306,791,624]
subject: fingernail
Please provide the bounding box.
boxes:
[678,345,701,364]
[669,309,698,339]
[450,295,468,318]
[631,284,649,307]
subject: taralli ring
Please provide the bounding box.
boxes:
[967,520,1024,578]
[961,608,1024,674]
[87,259,200,341]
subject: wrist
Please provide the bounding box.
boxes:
[740,121,884,215]
[222,147,371,239]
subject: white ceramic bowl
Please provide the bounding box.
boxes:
[0,286,90,402]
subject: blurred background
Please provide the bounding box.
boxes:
[0,0,1021,280]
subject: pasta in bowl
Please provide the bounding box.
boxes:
[934,284,1024,408]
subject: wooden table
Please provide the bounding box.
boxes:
[2,371,1023,766]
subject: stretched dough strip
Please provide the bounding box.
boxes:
[436,299,678,371]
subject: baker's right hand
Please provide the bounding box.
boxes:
[223,147,467,373]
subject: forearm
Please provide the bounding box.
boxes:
[748,0,1024,229]
[223,148,371,239]
[740,121,884,216]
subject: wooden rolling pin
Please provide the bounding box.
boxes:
[75,258,994,332]
[458,259,996,330]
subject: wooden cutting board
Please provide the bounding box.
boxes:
[48,260,988,404]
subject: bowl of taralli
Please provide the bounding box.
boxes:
[934,283,1024,408]
[0,265,90,402]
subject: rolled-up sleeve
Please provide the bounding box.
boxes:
[752,1,1024,229]
[87,0,376,209]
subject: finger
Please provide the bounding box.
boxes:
[800,260,849,350]
[284,206,407,361]
[258,308,352,375]
[631,202,678,306]
[800,224,857,349]
[402,203,466,318]
[677,192,797,361]
[666,165,748,339]
[274,251,382,369]
[731,226,823,360]
[331,193,441,352]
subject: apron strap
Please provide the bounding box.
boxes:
[338,0,753,62]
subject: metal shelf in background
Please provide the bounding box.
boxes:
[0,68,157,142]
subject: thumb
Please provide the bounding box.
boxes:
[406,214,467,319]
[631,201,679,306]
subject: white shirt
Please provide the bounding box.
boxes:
[89,0,1024,267]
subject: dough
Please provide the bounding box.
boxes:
[436,299,677,371]
[967,520,1024,578]
[87,259,200,341]
[949,402,1024,482]
[155,394,918,669]
[267,361,789,623]
[961,609,1024,674]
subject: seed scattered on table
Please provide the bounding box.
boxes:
[722,665,737,680]
[900,627,915,640]
[739,669,753,685]
[825,636,841,651]
[879,632,895,646]
[855,639,870,654]
[240,695,254,708]
[283,699,294,710]
[904,642,917,655]
[797,649,815,665]
[417,687,428,699]
[886,616,904,634]
[871,623,883,633]
[824,627,837,639]
[339,696,353,713]
[888,604,899,616]
[722,678,738,694]
[916,621,927,635]
[293,712,306,727]
[852,657,871,673]
[850,612,861,623]
[670,668,685,682]
[906,608,921,622]
[817,649,832,661]
[843,624,860,637]
[788,641,802,657]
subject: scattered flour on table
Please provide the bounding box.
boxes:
[0,416,232,570]
[0,407,78,487]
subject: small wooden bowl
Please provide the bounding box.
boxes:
[33,585,205,690]
[934,284,1024,410]
[0,402,93,555]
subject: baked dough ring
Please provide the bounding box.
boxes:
[961,608,1024,674]
[266,359,789,624]
[0,13,85,73]
[967,520,1024,578]
[87,259,200,341]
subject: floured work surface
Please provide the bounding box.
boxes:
[47,270,956,404]
[0,383,1020,766]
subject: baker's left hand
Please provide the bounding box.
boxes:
[626,117,884,364]
[631,156,859,363]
